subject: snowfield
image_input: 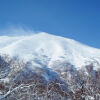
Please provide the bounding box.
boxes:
[0,32,100,69]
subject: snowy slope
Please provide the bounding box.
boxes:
[0,32,100,69]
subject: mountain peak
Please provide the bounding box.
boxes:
[0,33,100,69]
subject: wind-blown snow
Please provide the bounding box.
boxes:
[0,32,100,69]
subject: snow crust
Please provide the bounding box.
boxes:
[0,32,100,69]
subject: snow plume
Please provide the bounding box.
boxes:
[0,26,39,36]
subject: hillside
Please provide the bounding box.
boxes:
[0,33,100,100]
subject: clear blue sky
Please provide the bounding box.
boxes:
[0,0,100,48]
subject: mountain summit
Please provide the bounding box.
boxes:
[0,33,100,69]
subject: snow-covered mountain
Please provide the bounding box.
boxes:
[0,33,100,100]
[0,32,100,70]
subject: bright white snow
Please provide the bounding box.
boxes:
[0,32,100,69]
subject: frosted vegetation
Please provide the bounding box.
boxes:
[0,54,100,100]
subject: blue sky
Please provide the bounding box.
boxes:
[0,0,100,48]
